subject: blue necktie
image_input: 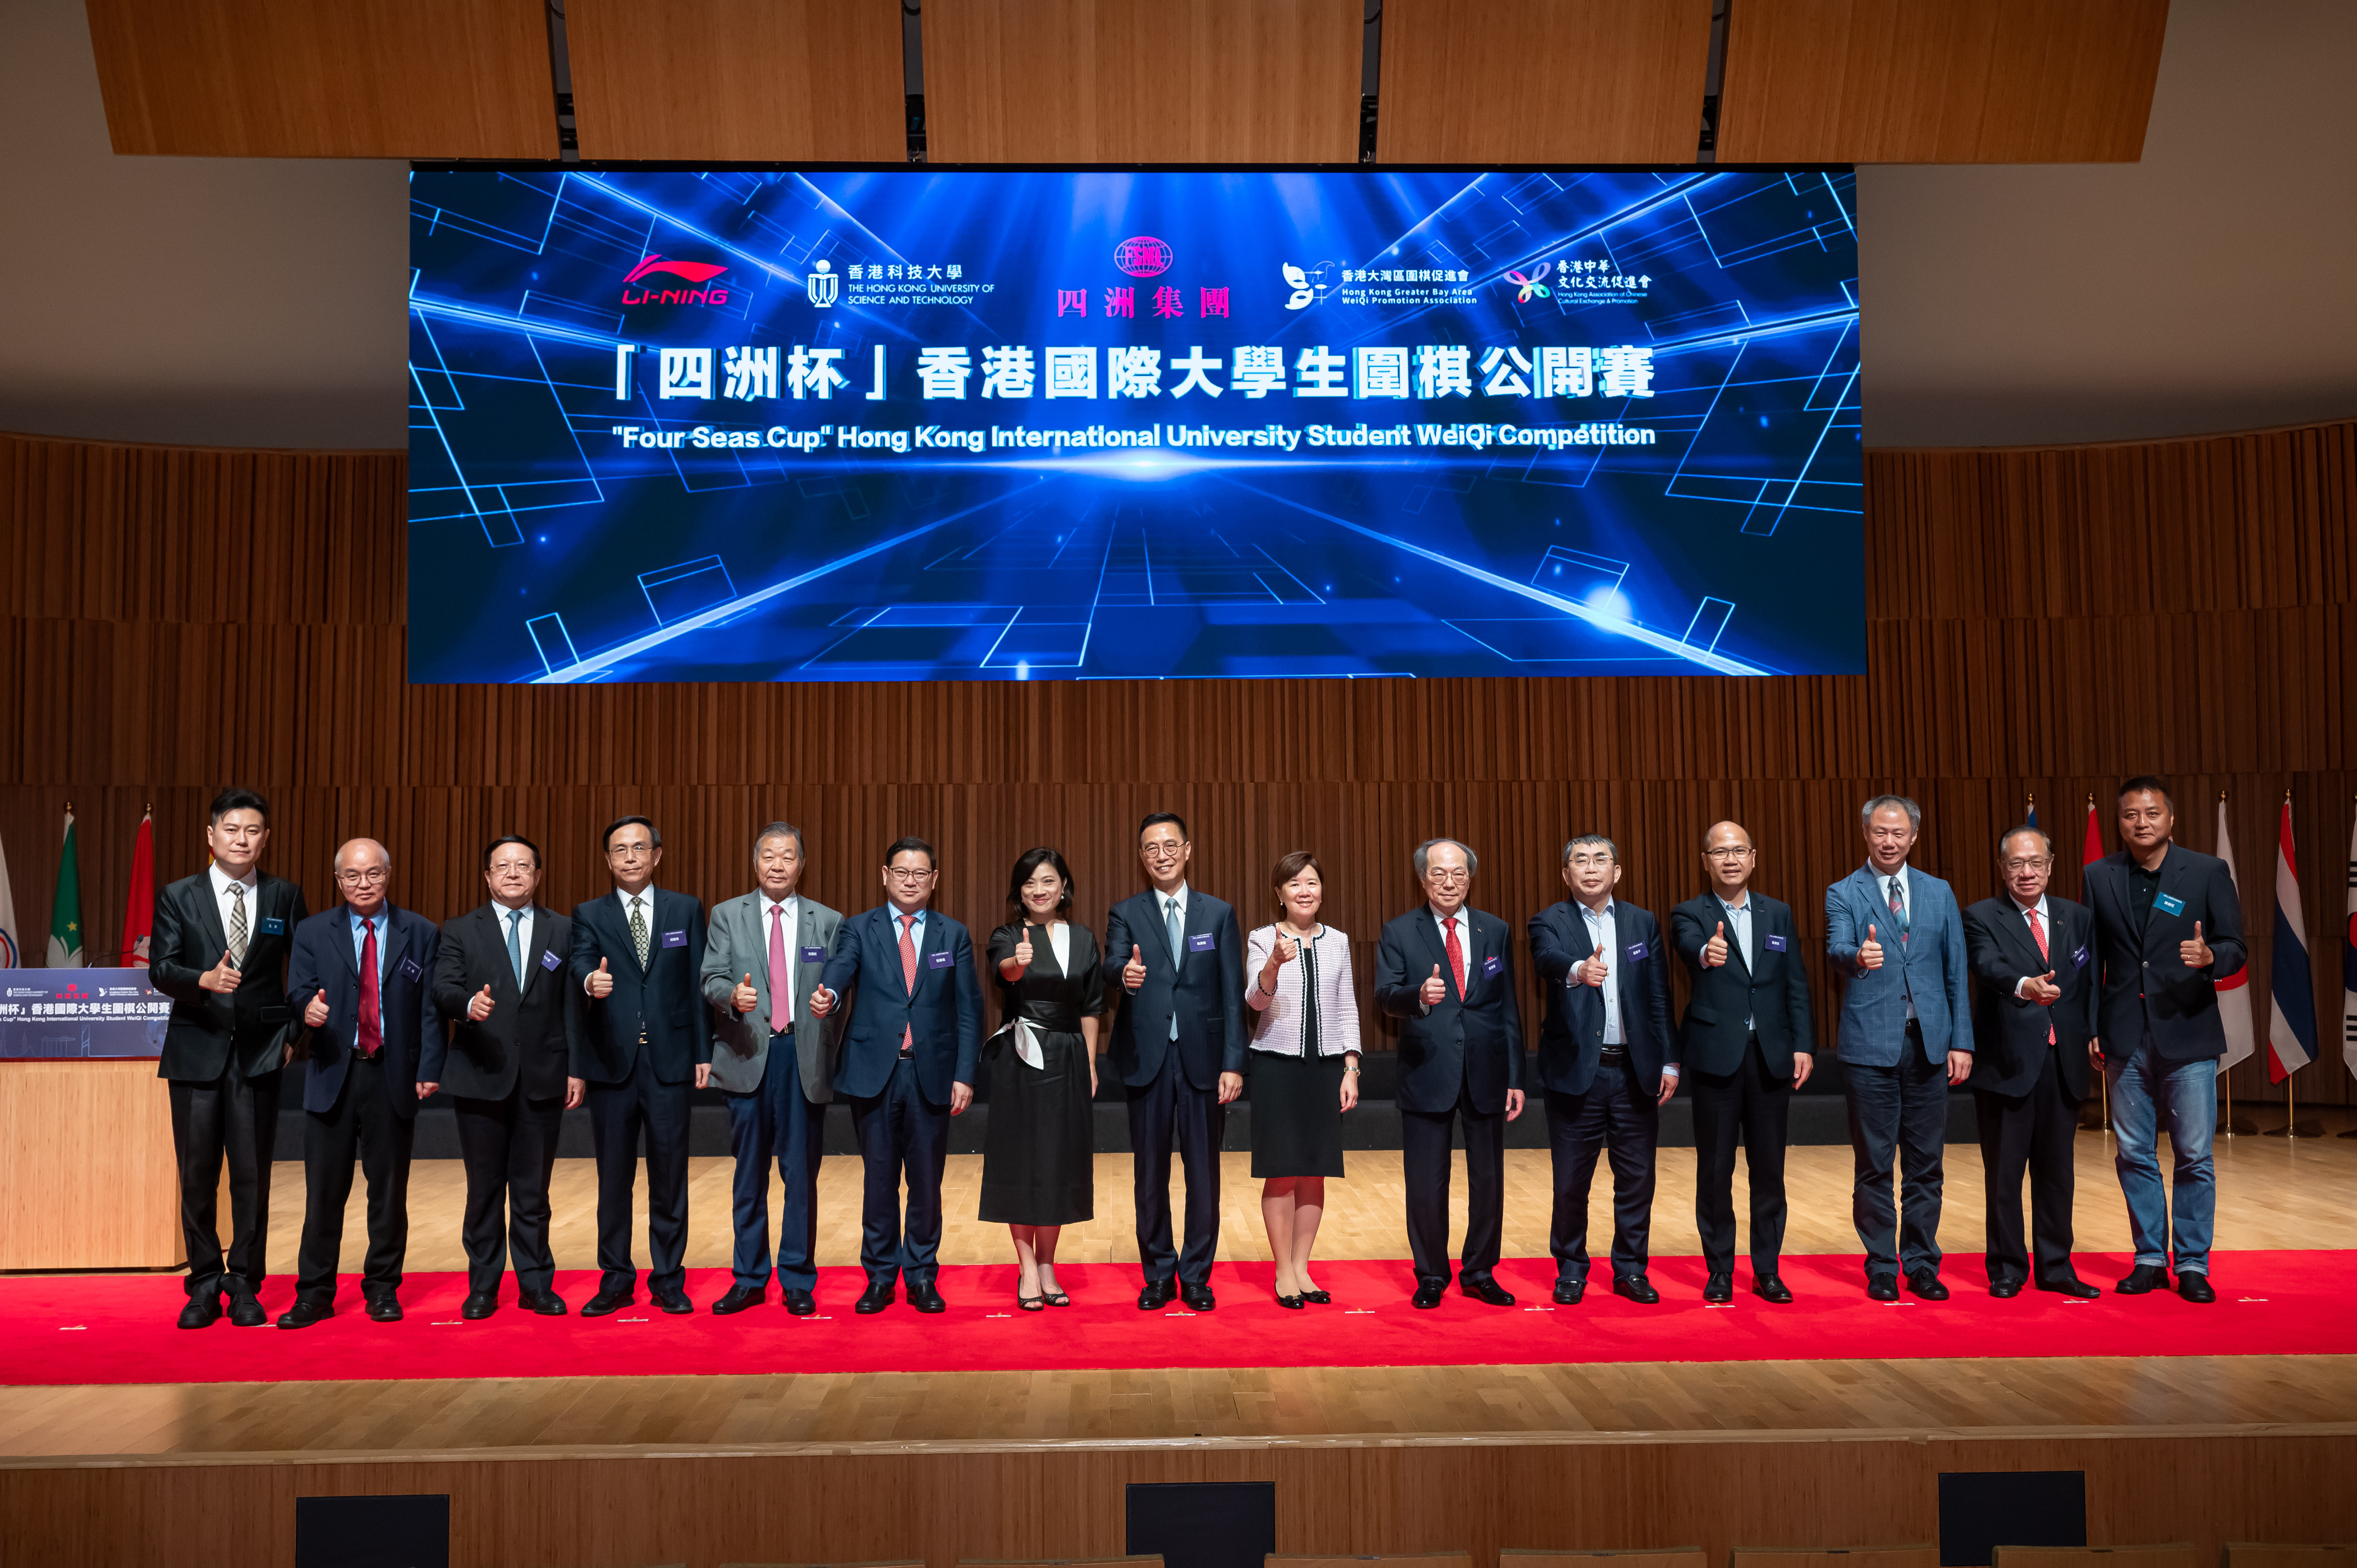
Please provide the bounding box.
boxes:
[507,909,526,988]
[1165,896,1184,1041]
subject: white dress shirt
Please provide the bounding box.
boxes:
[1428,904,1476,987]
[586,886,662,993]
[2010,892,2051,998]
[210,863,260,954]
[1578,899,1622,1044]
[760,892,800,1026]
[492,900,534,985]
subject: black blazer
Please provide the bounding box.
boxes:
[1527,899,1675,1096]
[1668,891,1814,1078]
[1100,888,1246,1090]
[567,887,712,1085]
[2081,846,2248,1061]
[426,902,582,1101]
[286,904,441,1118]
[819,904,984,1103]
[1962,894,2098,1101]
[149,870,308,1083]
[1374,905,1525,1115]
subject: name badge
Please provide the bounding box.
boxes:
[259,916,287,936]
[800,945,827,965]
[1187,932,1215,952]
[661,929,687,948]
[1480,953,1502,976]
[540,949,562,971]
[398,957,422,982]
[1625,941,1649,962]
[2071,944,2090,970]
[928,950,954,969]
[1764,933,1789,953]
[2154,892,2186,917]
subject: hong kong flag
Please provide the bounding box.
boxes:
[2083,797,2103,870]
[118,809,154,967]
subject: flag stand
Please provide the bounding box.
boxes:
[2262,1069,2324,1138]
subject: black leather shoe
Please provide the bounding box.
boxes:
[580,1287,634,1318]
[908,1281,946,1313]
[1988,1278,2022,1299]
[712,1284,764,1315]
[520,1287,568,1316]
[1612,1274,1661,1305]
[1702,1273,1734,1304]
[276,1298,333,1330]
[1866,1274,1900,1302]
[177,1292,223,1330]
[652,1287,693,1316]
[462,1291,499,1320]
[365,1295,403,1323]
[2116,1264,2171,1295]
[1752,1274,1794,1304]
[1137,1277,1177,1310]
[2177,1272,2216,1303]
[1460,1276,1516,1307]
[227,1294,270,1328]
[1276,1293,1305,1310]
[2037,1276,2101,1299]
[1411,1280,1447,1309]
[783,1289,817,1317]
[855,1282,895,1315]
[1905,1269,1949,1301]
[1552,1278,1586,1305]
[1301,1289,1331,1305]
[1179,1281,1216,1312]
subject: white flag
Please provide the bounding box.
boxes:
[0,832,18,966]
[2214,798,2257,1072]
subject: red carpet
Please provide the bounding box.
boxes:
[6,1250,2349,1387]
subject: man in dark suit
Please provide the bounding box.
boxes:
[1668,820,1815,1304]
[149,787,308,1329]
[701,822,843,1318]
[1102,811,1245,1312]
[426,834,584,1319]
[2083,776,2247,1303]
[570,815,710,1318]
[1963,826,2102,1299]
[1376,837,1525,1309]
[811,835,982,1315]
[1826,794,1975,1301]
[1529,834,1676,1305]
[277,838,441,1328]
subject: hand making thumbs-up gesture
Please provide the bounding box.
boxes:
[302,987,331,1029]
[467,983,495,1021]
[1014,927,1035,969]
[1702,920,1728,968]
[731,973,758,1014]
[1122,943,1147,992]
[586,956,613,998]
[200,949,242,994]
[1858,922,1883,971]
[1420,963,1447,1007]
[2180,920,2214,969]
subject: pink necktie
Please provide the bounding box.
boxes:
[900,914,919,1052]
[2029,907,2053,1044]
[768,904,790,1035]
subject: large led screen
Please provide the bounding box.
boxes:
[407,167,1861,682]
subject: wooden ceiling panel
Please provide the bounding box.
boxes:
[567,0,905,163]
[83,0,555,159]
[1375,0,1713,165]
[1718,0,2171,164]
[924,0,1361,164]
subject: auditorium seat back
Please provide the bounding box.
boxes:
[2223,1549,2357,1568]
[1992,1549,2199,1568]
[1502,1549,1707,1568]
[1269,1552,1474,1568]
[1731,1545,1939,1568]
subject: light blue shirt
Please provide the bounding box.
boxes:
[888,905,928,947]
[1579,899,1621,1045]
[1716,891,1754,1031]
[347,907,390,981]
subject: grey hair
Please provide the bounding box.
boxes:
[1413,838,1477,878]
[333,838,392,871]
[1563,834,1618,864]
[1860,794,1922,833]
[1997,825,2053,861]
[753,820,805,858]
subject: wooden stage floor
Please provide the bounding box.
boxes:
[6,1122,2356,1458]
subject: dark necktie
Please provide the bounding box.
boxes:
[357,919,382,1059]
[1444,915,1466,998]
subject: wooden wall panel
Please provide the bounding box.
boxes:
[2,420,2353,1104]
[82,0,556,159]
[1718,0,2171,164]
[0,1061,180,1268]
[1375,0,1713,165]
[567,0,905,163]
[924,0,1361,164]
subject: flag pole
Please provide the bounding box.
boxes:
[2222,788,2237,1139]
[2090,793,2110,1135]
[2341,790,2357,1138]
[2262,788,2324,1138]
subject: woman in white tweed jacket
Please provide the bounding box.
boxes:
[1244,851,1361,1308]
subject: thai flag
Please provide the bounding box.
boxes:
[2267,799,2317,1083]
[2214,799,2256,1072]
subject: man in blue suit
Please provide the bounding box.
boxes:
[1103,812,1245,1312]
[1826,794,1974,1301]
[811,835,982,1315]
[571,815,710,1318]
[1528,834,1677,1305]
[278,838,441,1328]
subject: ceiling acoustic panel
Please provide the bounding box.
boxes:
[1717,0,2171,163]
[84,0,555,158]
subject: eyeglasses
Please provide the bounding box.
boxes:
[335,868,388,886]
[1141,843,1186,860]
[1566,855,1615,869]
[2001,857,2053,873]
[1426,868,1471,884]
[1703,847,1753,861]
[885,867,936,883]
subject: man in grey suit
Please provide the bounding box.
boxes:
[700,821,843,1317]
[1826,794,1974,1301]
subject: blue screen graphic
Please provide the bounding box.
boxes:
[407,168,1861,682]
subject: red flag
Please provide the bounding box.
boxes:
[2082,797,2103,868]
[119,810,154,968]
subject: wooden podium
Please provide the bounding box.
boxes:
[0,1059,182,1269]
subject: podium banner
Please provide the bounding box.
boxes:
[0,969,169,1059]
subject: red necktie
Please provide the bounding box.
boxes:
[357,918,382,1059]
[1444,915,1466,999]
[767,904,791,1035]
[899,913,919,1053]
[2029,907,2053,1044]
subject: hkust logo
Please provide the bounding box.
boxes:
[621,254,732,306]
[806,258,837,307]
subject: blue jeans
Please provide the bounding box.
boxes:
[2106,1034,2217,1274]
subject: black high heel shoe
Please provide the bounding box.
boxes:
[1276,1293,1305,1310]
[1301,1289,1331,1304]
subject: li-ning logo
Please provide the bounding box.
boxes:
[1506,262,1552,301]
[1113,236,1172,278]
[806,258,837,306]
[621,254,732,306]
[1282,263,1314,310]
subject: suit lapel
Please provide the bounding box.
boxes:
[483,905,522,1001]
[189,877,230,958]
[333,906,361,979]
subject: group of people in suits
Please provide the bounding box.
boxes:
[146,776,2244,1329]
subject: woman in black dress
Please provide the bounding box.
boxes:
[980,846,1102,1310]
[1244,851,1361,1308]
